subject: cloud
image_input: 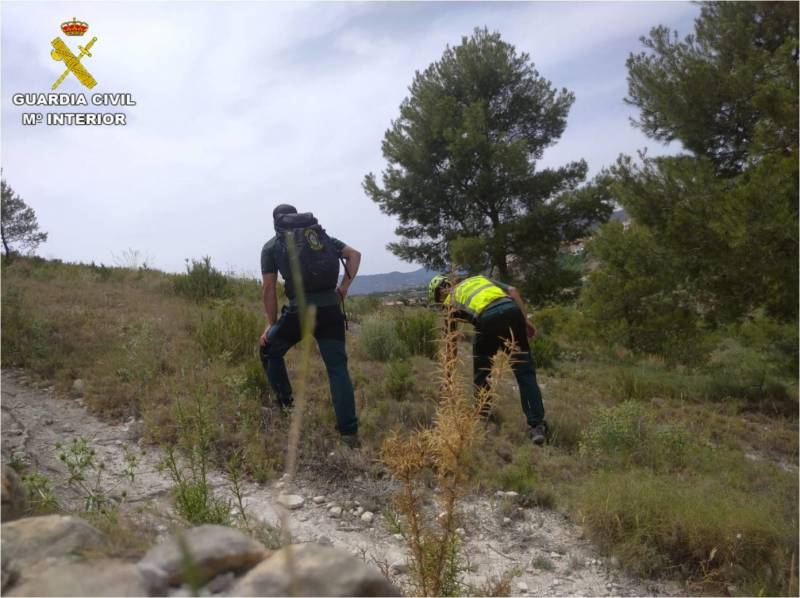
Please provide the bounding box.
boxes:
[1,1,699,275]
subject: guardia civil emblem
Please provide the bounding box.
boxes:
[51,18,98,90]
[305,229,324,251]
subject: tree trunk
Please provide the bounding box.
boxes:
[0,223,11,258]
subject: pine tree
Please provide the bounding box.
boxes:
[364,27,611,300]
[1,179,48,257]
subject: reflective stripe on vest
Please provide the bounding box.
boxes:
[444,276,509,317]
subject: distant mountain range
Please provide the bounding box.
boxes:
[346,267,434,296]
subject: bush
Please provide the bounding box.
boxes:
[197,301,261,363]
[395,308,439,358]
[533,304,586,341]
[174,256,230,302]
[531,335,561,369]
[358,315,409,361]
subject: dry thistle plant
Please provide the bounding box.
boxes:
[381,303,515,596]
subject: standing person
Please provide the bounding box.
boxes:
[259,204,362,448]
[428,274,547,445]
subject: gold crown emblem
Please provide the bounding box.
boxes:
[61,17,89,36]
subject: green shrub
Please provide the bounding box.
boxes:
[533,304,586,341]
[385,360,414,401]
[578,401,690,472]
[358,315,409,361]
[570,469,796,594]
[395,308,439,358]
[531,335,561,369]
[197,301,261,362]
[174,256,230,302]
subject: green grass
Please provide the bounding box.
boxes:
[569,469,796,595]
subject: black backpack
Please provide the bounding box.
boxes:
[274,212,341,300]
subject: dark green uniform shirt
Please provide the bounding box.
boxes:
[261,235,347,307]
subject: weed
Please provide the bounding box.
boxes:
[385,360,414,401]
[532,555,556,571]
[21,470,60,515]
[380,308,513,596]
[159,394,231,525]
[56,437,139,514]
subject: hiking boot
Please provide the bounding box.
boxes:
[340,433,362,450]
[529,422,547,446]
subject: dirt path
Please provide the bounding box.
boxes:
[1,369,680,596]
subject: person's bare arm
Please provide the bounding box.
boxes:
[507,286,537,338]
[260,272,278,346]
[337,245,361,298]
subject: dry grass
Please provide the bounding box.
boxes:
[2,256,797,595]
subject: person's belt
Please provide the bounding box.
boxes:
[477,297,515,321]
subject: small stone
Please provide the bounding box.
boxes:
[517,581,529,593]
[392,533,403,541]
[43,418,54,426]
[276,494,304,510]
[505,491,519,498]
[312,496,325,504]
[502,517,511,525]
[317,535,333,546]
[360,511,374,524]
[455,528,466,537]
[354,506,364,516]
[72,379,86,395]
[389,559,409,575]
[495,490,506,497]
[326,502,336,508]
[329,506,342,519]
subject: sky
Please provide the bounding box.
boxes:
[1,1,699,277]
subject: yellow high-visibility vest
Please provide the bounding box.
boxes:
[444,275,509,317]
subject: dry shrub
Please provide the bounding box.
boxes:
[380,306,514,596]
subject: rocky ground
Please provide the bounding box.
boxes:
[1,369,682,596]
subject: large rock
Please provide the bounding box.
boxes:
[1,515,106,570]
[229,543,400,597]
[7,559,154,597]
[139,524,268,586]
[1,464,27,522]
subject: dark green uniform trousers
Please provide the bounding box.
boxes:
[473,300,545,427]
[259,304,358,435]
